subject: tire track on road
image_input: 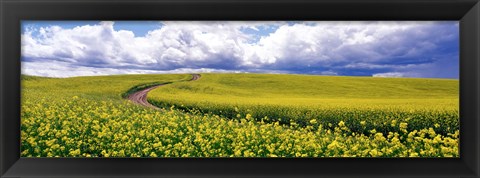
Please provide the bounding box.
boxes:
[127,74,201,109]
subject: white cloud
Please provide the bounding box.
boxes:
[22,61,243,78]
[320,71,338,76]
[240,21,457,73]
[372,72,406,78]
[21,21,458,78]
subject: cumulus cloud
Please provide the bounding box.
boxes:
[21,21,459,78]
[22,61,244,78]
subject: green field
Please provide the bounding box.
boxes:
[149,74,458,135]
[21,73,459,157]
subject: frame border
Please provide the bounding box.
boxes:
[1,0,479,177]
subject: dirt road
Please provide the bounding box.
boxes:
[127,74,201,109]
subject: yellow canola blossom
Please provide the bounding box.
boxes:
[20,74,459,158]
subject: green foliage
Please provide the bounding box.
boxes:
[149,73,459,135]
[152,73,458,99]
[22,74,190,100]
[21,73,459,157]
[121,82,172,98]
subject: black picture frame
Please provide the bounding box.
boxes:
[1,0,479,177]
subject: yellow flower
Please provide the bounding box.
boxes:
[360,121,366,126]
[149,152,158,157]
[69,149,81,156]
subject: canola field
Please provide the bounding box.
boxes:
[21,73,459,157]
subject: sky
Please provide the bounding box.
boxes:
[21,21,459,78]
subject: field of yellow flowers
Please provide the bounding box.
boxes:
[21,74,459,157]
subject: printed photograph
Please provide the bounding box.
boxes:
[21,21,459,157]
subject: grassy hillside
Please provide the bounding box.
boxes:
[149,73,458,105]
[152,73,457,99]
[22,74,191,101]
[148,73,459,135]
[21,74,459,158]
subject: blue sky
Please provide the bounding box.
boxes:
[21,21,459,78]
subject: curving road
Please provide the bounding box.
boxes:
[127,74,201,109]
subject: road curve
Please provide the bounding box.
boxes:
[127,74,201,109]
